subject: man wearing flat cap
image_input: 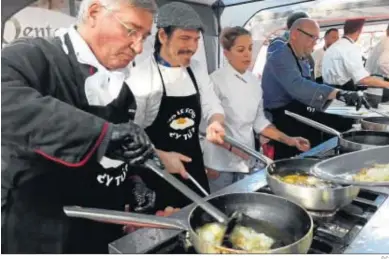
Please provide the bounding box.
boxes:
[127,2,226,209]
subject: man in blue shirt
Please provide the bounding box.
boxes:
[262,18,369,159]
[267,11,315,80]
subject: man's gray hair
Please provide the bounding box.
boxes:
[77,0,157,23]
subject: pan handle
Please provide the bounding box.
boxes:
[285,110,342,137]
[144,158,229,224]
[369,108,389,118]
[223,135,274,165]
[63,206,188,231]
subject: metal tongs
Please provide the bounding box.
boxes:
[352,91,389,118]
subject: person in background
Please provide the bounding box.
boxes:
[203,26,310,192]
[267,11,315,79]
[365,23,389,102]
[127,2,225,210]
[262,18,370,159]
[262,11,313,158]
[312,28,339,83]
[322,19,389,91]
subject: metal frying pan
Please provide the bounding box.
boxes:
[223,136,359,211]
[361,117,389,132]
[145,156,292,234]
[310,146,389,187]
[285,110,389,152]
[63,192,314,254]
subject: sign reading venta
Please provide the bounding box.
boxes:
[3,7,76,45]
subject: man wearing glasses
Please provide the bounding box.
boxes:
[2,0,180,254]
[261,18,370,159]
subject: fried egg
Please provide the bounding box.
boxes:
[353,164,389,182]
[229,225,275,251]
[169,117,194,130]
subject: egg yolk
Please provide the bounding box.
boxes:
[177,118,187,124]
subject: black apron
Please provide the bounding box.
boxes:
[2,33,136,254]
[267,43,353,159]
[140,58,209,210]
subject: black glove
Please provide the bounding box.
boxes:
[335,90,371,110]
[128,176,156,213]
[106,122,155,165]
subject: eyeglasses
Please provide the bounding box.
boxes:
[297,28,319,42]
[102,5,146,43]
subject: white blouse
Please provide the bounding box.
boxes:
[203,62,271,173]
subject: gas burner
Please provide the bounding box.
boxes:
[308,210,338,222]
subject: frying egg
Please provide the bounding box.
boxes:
[170,117,194,130]
[229,225,275,251]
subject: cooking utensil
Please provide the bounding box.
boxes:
[368,108,389,118]
[311,145,389,187]
[361,117,389,132]
[64,192,313,254]
[359,90,389,118]
[187,173,209,196]
[223,135,359,211]
[145,155,275,237]
[285,110,389,152]
[63,206,188,230]
[144,158,228,223]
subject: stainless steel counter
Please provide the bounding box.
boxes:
[109,138,389,254]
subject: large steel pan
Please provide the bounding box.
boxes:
[361,117,389,132]
[285,110,389,152]
[311,145,389,187]
[223,136,360,212]
[64,192,314,254]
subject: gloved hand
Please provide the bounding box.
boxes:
[128,176,156,213]
[335,90,371,110]
[105,122,155,165]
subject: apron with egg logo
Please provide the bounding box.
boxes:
[142,64,209,210]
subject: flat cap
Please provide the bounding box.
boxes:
[156,2,205,31]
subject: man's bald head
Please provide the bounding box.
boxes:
[290,18,320,34]
[289,18,320,59]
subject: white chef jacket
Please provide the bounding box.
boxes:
[202,63,271,173]
[366,36,389,78]
[127,55,224,128]
[312,47,325,79]
[322,37,370,86]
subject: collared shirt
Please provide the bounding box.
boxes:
[202,62,271,173]
[322,37,370,86]
[266,32,289,60]
[56,26,132,169]
[261,43,334,110]
[127,55,224,128]
[56,26,131,106]
[267,31,313,78]
[365,36,389,77]
[312,47,325,78]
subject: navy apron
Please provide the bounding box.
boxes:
[268,43,353,159]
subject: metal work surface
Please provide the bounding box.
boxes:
[109,138,389,254]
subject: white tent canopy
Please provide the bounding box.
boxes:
[2,0,389,72]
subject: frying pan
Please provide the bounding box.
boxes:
[63,192,313,254]
[310,145,389,187]
[285,110,389,152]
[223,136,360,211]
[361,117,389,132]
